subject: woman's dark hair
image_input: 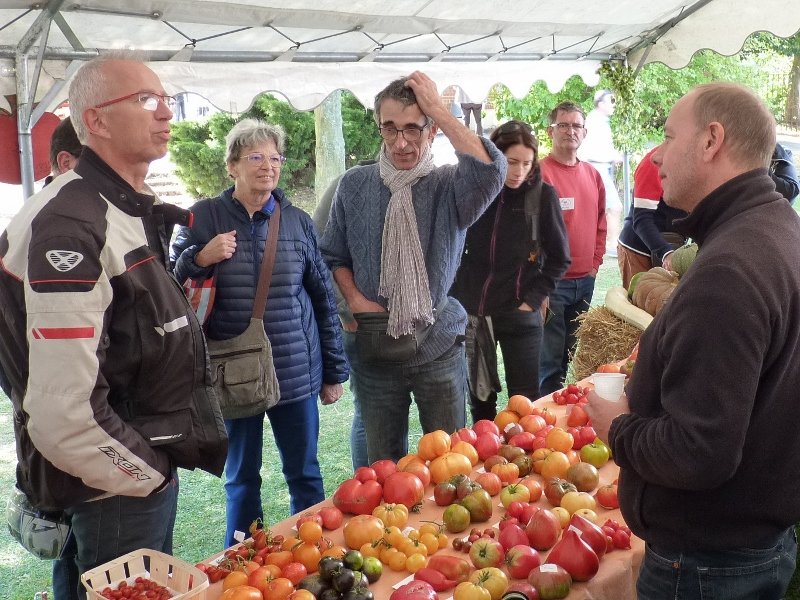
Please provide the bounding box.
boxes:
[490,120,540,181]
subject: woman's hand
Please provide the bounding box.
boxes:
[195,230,237,267]
[320,383,343,405]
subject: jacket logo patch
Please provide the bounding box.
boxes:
[97,446,152,481]
[46,250,84,272]
[154,315,189,337]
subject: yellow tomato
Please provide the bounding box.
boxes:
[470,567,509,600]
[405,552,428,573]
[372,503,409,528]
[550,507,570,528]
[560,491,597,515]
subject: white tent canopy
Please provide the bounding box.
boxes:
[3,0,800,111]
[1,0,799,194]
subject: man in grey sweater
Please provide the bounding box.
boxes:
[320,71,506,463]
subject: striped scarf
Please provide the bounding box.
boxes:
[378,142,436,337]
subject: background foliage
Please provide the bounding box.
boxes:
[168,91,379,198]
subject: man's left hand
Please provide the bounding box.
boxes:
[584,390,630,444]
[320,383,343,405]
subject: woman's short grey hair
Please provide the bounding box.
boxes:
[68,50,149,144]
[225,118,286,164]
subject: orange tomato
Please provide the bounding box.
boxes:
[518,476,543,502]
[262,577,294,600]
[220,586,263,600]
[540,451,571,479]
[519,414,547,434]
[531,448,553,474]
[417,430,452,461]
[429,451,473,484]
[397,453,425,471]
[401,460,432,487]
[532,406,557,426]
[289,591,316,600]
[597,363,621,373]
[265,550,293,570]
[298,521,323,544]
[494,409,520,432]
[507,394,533,417]
[281,535,300,552]
[545,427,574,453]
[490,461,520,484]
[320,544,347,559]
[373,502,410,528]
[292,541,321,573]
[451,440,479,466]
[222,570,249,590]
[343,514,384,550]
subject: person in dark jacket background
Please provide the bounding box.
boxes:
[451,120,571,420]
[770,142,799,202]
[171,118,349,547]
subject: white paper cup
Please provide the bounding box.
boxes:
[592,372,626,401]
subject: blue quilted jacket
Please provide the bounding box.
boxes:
[171,187,349,405]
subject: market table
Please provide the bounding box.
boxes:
[203,391,644,599]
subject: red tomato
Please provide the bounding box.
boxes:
[332,478,383,515]
[370,459,398,484]
[317,506,344,530]
[281,561,308,585]
[383,471,425,509]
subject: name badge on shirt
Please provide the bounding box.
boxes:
[559,197,575,211]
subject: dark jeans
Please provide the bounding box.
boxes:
[55,474,179,600]
[347,336,467,463]
[539,276,595,395]
[637,527,797,600]
[467,309,544,422]
[223,396,325,548]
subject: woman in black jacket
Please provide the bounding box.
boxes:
[451,121,571,421]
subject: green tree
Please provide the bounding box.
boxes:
[168,91,379,200]
[742,31,800,126]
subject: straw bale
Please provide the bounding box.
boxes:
[572,306,641,381]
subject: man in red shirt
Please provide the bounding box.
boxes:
[538,101,607,395]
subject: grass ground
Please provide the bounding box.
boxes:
[2,251,800,598]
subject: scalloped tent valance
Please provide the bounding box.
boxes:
[1,0,799,112]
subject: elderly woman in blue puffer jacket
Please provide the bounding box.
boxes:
[171,118,349,548]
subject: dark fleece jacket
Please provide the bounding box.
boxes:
[609,169,800,550]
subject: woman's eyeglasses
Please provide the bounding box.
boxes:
[242,153,286,167]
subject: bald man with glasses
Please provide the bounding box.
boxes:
[0,52,227,600]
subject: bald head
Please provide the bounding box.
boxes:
[690,82,776,170]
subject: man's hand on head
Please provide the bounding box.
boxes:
[404,71,446,122]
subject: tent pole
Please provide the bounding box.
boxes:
[15,0,64,199]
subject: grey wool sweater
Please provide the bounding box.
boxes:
[320,138,507,366]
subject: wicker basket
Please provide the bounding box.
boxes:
[81,548,209,600]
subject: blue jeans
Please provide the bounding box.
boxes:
[637,527,797,600]
[347,336,467,463]
[223,396,325,547]
[539,276,595,395]
[342,331,369,470]
[55,473,179,600]
[467,309,544,422]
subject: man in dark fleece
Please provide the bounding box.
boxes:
[587,82,800,600]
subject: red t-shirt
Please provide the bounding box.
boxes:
[634,147,662,207]
[540,156,607,279]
